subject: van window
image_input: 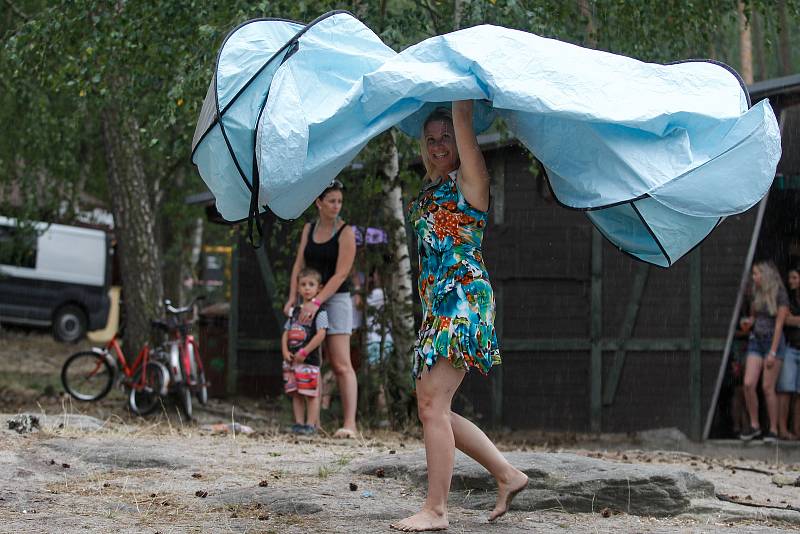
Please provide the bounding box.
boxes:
[0,224,37,268]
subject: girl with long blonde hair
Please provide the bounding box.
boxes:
[740,261,789,442]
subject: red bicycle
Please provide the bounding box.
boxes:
[60,322,170,415]
[161,297,208,421]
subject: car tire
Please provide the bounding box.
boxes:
[53,305,88,343]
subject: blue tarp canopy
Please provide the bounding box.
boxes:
[192,10,781,267]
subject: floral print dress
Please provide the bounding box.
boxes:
[408,171,501,379]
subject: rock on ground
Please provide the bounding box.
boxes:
[355,450,713,517]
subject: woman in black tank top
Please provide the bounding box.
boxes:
[285,180,358,437]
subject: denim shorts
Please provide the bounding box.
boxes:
[324,292,353,335]
[746,333,786,360]
[778,345,800,393]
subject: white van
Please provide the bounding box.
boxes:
[0,217,111,341]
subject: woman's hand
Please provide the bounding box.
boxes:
[298,300,319,325]
[766,354,777,369]
[283,299,294,317]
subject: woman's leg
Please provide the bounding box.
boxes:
[391,359,465,532]
[326,334,358,432]
[450,413,528,520]
[762,359,783,434]
[743,355,764,429]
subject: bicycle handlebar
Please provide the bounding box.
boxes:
[164,295,206,316]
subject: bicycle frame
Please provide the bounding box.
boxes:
[99,333,152,389]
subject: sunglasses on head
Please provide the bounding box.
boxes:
[329,179,344,189]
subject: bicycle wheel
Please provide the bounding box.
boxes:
[128,361,169,416]
[61,351,114,401]
[177,383,193,421]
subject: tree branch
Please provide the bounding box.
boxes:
[3,0,29,20]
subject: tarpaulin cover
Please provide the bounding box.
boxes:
[192,10,781,267]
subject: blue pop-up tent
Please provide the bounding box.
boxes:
[192,10,781,267]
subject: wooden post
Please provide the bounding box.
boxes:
[491,151,506,429]
[689,248,702,440]
[491,152,505,226]
[254,245,286,327]
[603,262,649,405]
[226,235,240,396]
[590,228,603,432]
[492,282,504,428]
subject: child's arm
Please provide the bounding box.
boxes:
[294,328,326,364]
[280,330,292,363]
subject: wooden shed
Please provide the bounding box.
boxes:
[191,74,800,439]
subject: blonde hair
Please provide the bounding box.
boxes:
[752,261,784,315]
[419,107,456,183]
[297,267,322,285]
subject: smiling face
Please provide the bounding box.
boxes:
[789,270,800,291]
[315,189,343,220]
[424,119,459,177]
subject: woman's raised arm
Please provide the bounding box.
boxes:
[452,100,490,212]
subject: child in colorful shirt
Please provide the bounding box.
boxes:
[281,268,328,435]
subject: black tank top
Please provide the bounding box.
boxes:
[304,223,351,294]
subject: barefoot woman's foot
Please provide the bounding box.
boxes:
[390,509,448,532]
[488,468,528,522]
[333,427,357,439]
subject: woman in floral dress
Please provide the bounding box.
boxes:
[391,101,528,532]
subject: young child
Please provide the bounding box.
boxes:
[281,268,328,435]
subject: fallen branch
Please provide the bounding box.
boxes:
[722,465,774,476]
[716,493,800,513]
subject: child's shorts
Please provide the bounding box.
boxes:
[283,362,320,397]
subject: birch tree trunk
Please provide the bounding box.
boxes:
[101,107,164,354]
[777,0,792,76]
[737,1,754,85]
[380,130,415,424]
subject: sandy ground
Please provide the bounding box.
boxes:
[1,328,800,533]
